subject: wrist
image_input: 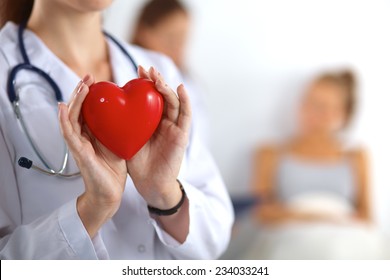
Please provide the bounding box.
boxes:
[76,193,119,237]
[145,180,183,210]
[148,181,186,216]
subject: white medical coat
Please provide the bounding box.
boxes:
[0,22,234,260]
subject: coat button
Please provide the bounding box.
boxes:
[138,244,146,253]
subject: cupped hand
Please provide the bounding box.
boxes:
[126,66,192,210]
[58,74,127,237]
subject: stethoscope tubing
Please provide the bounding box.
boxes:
[8,22,138,178]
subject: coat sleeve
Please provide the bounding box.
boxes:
[150,132,234,259]
[0,111,110,259]
[143,53,234,259]
[0,50,108,259]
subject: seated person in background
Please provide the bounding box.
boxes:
[252,70,370,226]
[132,0,210,145]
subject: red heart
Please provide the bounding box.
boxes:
[81,78,163,160]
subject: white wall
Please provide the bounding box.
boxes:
[104,0,390,232]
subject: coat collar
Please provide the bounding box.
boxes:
[1,22,138,102]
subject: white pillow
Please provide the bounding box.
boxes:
[286,192,354,217]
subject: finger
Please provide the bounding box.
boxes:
[82,74,94,87]
[155,78,180,122]
[65,81,84,135]
[149,66,162,83]
[68,74,95,133]
[58,103,72,137]
[138,65,151,80]
[150,67,172,95]
[68,80,83,106]
[177,84,192,132]
[67,75,93,119]
[150,67,182,121]
[58,102,82,152]
[68,83,87,132]
[68,75,94,105]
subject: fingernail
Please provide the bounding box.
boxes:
[77,83,84,94]
[82,75,90,83]
[57,102,62,116]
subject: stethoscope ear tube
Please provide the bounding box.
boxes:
[7,63,63,104]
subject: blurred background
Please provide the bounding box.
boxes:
[103,0,390,258]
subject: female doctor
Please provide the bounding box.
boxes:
[0,0,233,259]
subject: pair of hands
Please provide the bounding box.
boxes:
[58,66,191,237]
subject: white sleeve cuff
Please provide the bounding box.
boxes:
[58,199,108,259]
[149,219,181,247]
[148,181,206,248]
[149,179,233,259]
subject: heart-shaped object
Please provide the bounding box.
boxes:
[82,78,163,160]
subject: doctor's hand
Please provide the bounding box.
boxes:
[126,66,192,211]
[59,75,127,238]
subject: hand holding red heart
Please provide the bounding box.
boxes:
[58,66,192,238]
[58,74,127,238]
[126,66,192,210]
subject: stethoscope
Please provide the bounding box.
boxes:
[7,22,138,178]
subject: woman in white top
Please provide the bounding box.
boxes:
[0,0,233,259]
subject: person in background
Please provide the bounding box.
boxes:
[132,0,210,146]
[245,70,381,259]
[252,70,370,225]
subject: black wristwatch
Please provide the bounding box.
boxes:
[147,180,186,216]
